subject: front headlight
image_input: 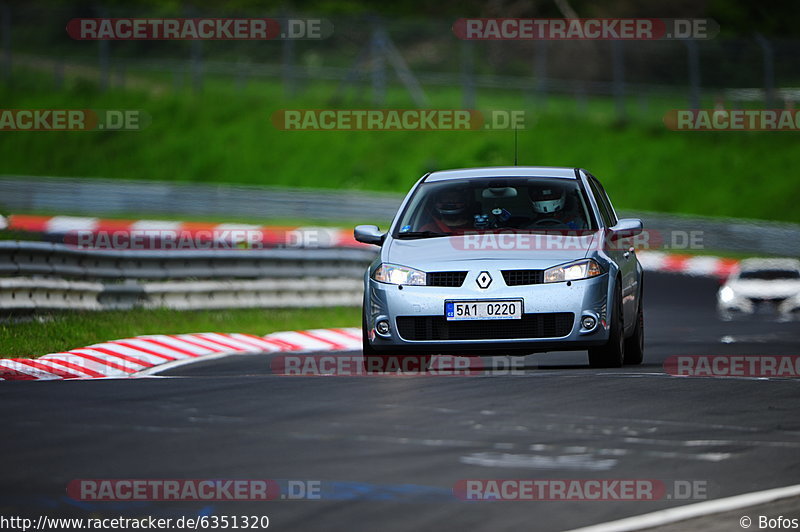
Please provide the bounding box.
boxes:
[719,286,735,303]
[372,263,427,286]
[544,259,603,283]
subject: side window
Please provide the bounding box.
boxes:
[593,178,619,226]
[587,177,615,228]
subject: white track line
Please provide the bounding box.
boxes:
[134,352,246,377]
[565,483,800,532]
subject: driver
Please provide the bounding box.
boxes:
[528,185,586,229]
[422,187,473,232]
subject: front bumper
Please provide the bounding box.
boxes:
[719,295,800,321]
[365,272,612,355]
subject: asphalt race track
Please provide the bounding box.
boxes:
[2,272,800,531]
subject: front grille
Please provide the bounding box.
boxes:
[748,297,786,305]
[502,270,544,286]
[427,271,468,287]
[396,313,574,341]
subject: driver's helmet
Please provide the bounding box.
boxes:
[435,188,470,221]
[529,185,566,214]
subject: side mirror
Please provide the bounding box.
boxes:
[354,225,385,246]
[609,218,643,241]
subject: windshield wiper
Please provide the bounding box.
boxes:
[395,230,450,239]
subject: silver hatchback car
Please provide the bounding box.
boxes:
[355,166,644,369]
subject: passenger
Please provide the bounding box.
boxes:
[421,188,473,232]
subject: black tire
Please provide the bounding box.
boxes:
[361,311,430,373]
[623,294,644,365]
[362,310,384,371]
[588,285,624,368]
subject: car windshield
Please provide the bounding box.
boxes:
[393,177,597,238]
[739,269,800,280]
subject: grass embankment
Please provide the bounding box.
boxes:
[0,68,796,357]
[1,68,799,223]
[0,307,361,358]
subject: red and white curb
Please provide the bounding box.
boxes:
[4,214,365,248]
[637,251,739,278]
[0,327,361,381]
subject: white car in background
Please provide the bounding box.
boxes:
[718,258,800,321]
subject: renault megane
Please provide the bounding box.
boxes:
[354,167,644,369]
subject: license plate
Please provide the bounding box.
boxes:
[445,299,522,321]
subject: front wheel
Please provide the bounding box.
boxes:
[362,311,383,370]
[588,286,624,368]
[623,296,644,365]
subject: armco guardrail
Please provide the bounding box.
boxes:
[0,242,376,311]
[2,176,799,256]
[0,176,402,222]
[0,241,375,280]
[0,277,363,311]
[622,211,800,258]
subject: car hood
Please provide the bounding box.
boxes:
[725,279,800,299]
[385,232,598,269]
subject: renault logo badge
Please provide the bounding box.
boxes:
[476,271,492,289]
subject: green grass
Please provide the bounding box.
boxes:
[2,66,800,224]
[0,307,361,359]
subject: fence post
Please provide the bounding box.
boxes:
[1,3,10,84]
[461,39,475,109]
[686,40,701,109]
[173,64,183,92]
[236,59,248,92]
[370,24,386,106]
[98,8,110,91]
[575,81,587,114]
[282,34,296,97]
[190,40,203,93]
[185,6,202,93]
[116,64,125,89]
[99,41,110,90]
[638,92,649,115]
[611,40,625,121]
[54,57,64,90]
[755,34,775,108]
[534,40,548,108]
